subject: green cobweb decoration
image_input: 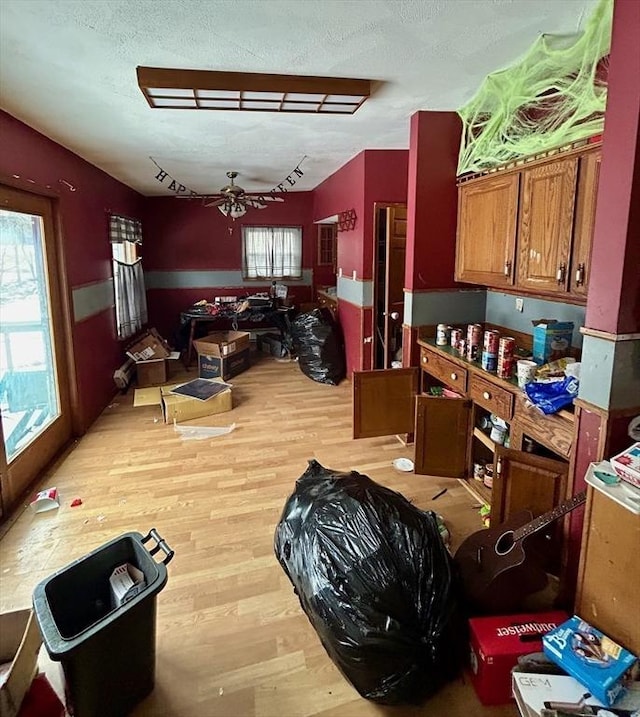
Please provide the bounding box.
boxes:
[457,0,612,176]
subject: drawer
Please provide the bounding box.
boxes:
[420,347,468,394]
[470,374,514,420]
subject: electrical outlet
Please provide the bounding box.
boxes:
[515,298,524,312]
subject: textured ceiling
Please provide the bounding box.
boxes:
[0,0,597,196]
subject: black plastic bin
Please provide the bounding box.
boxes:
[32,529,173,717]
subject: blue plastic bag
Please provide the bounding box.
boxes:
[524,376,579,415]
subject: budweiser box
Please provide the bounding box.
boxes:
[542,615,638,706]
[468,611,568,705]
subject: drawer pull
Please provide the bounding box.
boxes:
[483,391,491,400]
[450,372,457,380]
[422,356,428,364]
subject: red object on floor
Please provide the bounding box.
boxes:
[468,610,569,705]
[18,673,65,717]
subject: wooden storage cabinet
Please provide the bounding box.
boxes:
[469,374,513,421]
[455,144,601,300]
[569,149,601,296]
[419,346,467,394]
[517,157,578,293]
[455,173,519,287]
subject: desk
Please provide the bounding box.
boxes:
[181,304,293,367]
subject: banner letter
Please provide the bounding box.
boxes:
[168,180,178,191]
[155,169,168,183]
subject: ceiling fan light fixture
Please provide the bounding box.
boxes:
[137,66,371,114]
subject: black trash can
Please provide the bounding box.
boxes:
[33,529,173,717]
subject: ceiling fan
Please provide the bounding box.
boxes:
[186,171,284,219]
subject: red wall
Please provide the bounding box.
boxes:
[312,150,409,375]
[406,111,463,291]
[585,0,640,335]
[0,110,144,430]
[142,193,316,341]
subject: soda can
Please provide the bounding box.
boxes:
[498,336,516,359]
[450,328,462,349]
[457,338,466,357]
[481,351,498,372]
[436,323,449,346]
[483,330,500,354]
[497,357,515,379]
[466,324,482,361]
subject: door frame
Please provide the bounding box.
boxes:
[371,202,407,369]
[0,183,79,517]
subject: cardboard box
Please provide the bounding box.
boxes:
[0,610,43,717]
[511,670,640,717]
[126,328,171,362]
[134,379,233,424]
[193,330,250,359]
[610,442,640,489]
[468,611,568,705]
[542,615,638,706]
[531,320,574,365]
[136,352,182,388]
[199,348,251,380]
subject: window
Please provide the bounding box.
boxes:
[242,226,302,279]
[110,215,148,340]
[317,223,337,267]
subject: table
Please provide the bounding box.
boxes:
[180,303,294,367]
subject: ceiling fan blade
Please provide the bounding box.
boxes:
[204,198,227,207]
[245,199,267,209]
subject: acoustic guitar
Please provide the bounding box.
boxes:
[454,491,586,615]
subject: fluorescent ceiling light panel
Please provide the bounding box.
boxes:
[137,66,371,114]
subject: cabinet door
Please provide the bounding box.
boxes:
[492,448,568,525]
[517,158,578,293]
[352,368,418,438]
[415,395,471,477]
[569,150,601,296]
[455,174,519,287]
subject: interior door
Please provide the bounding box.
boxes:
[414,395,471,477]
[0,185,74,517]
[372,204,406,369]
[353,368,417,438]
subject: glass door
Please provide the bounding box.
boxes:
[0,185,73,517]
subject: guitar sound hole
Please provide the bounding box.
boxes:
[495,531,515,556]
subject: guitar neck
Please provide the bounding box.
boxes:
[513,491,587,543]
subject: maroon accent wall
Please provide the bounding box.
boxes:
[312,150,409,374]
[405,111,463,292]
[313,153,366,277]
[142,193,315,271]
[0,111,144,430]
[585,0,640,335]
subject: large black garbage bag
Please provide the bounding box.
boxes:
[290,308,345,385]
[274,460,465,705]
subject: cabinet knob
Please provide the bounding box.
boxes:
[504,260,512,277]
[483,391,491,400]
[451,372,458,380]
[575,263,585,286]
[422,355,428,364]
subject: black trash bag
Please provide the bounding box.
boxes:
[290,308,345,385]
[274,460,465,705]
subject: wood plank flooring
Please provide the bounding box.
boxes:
[0,350,517,716]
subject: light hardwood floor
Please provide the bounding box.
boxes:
[0,350,517,716]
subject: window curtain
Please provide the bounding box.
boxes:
[243,226,302,279]
[110,215,147,340]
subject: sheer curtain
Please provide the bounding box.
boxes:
[243,226,302,279]
[110,215,147,340]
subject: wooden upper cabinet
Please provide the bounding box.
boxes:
[517,157,578,293]
[569,150,601,296]
[455,173,519,287]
